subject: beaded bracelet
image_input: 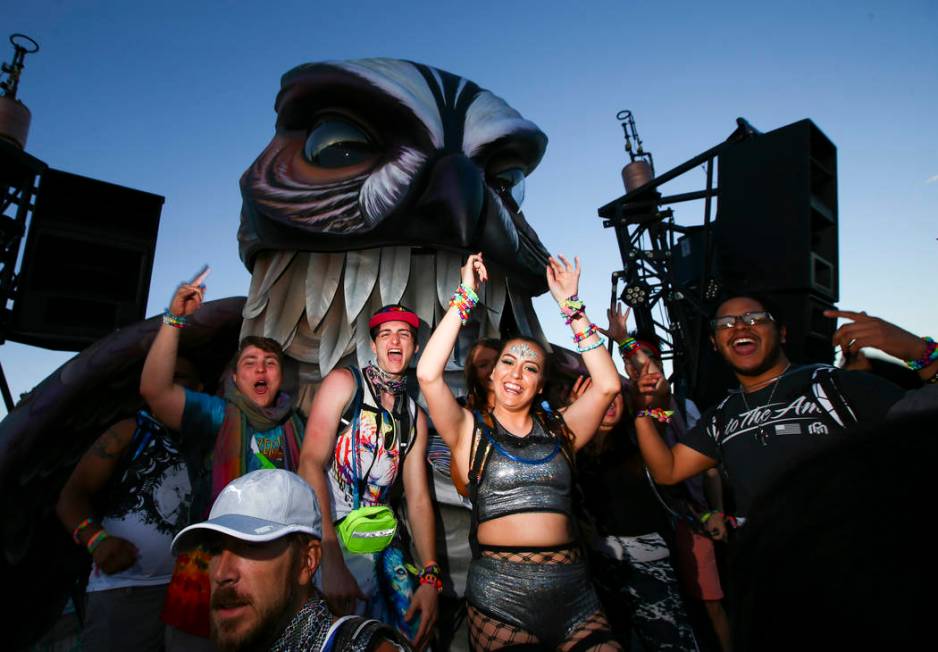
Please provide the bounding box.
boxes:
[162,309,188,329]
[572,323,598,344]
[559,295,585,324]
[636,408,674,423]
[577,337,606,354]
[906,337,938,371]
[72,517,96,545]
[617,337,641,358]
[449,284,479,325]
[86,529,110,555]
[418,562,443,593]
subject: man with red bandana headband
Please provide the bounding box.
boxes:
[631,294,905,520]
[300,304,438,651]
[141,276,307,646]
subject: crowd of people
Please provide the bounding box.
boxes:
[52,252,937,651]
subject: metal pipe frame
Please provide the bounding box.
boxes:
[599,118,758,404]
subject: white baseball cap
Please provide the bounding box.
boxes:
[172,469,321,554]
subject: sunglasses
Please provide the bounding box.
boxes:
[710,311,774,331]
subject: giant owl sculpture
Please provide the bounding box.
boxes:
[0,59,559,645]
[237,58,552,388]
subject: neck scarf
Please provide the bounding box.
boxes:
[211,378,305,501]
[270,597,333,652]
[364,362,407,395]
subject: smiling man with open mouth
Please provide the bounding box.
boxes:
[629,294,906,522]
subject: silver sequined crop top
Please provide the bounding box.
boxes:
[475,416,573,523]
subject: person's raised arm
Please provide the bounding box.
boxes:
[600,301,654,376]
[140,273,207,431]
[631,360,716,484]
[56,419,140,574]
[298,368,365,615]
[416,253,487,454]
[402,411,438,650]
[549,255,620,450]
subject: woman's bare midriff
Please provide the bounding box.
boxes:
[477,511,574,548]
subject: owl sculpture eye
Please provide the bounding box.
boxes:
[303,117,378,169]
[490,167,525,209]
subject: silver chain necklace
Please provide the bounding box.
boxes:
[739,363,791,446]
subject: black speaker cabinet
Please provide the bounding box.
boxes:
[9,169,163,350]
[715,119,838,302]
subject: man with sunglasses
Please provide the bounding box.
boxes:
[632,295,905,520]
[299,305,438,650]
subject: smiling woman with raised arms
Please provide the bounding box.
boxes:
[417,253,622,651]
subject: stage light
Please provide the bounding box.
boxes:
[621,282,650,307]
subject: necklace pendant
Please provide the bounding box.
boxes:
[757,426,770,446]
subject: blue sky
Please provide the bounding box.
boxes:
[1,0,935,415]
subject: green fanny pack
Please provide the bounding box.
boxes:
[337,505,398,554]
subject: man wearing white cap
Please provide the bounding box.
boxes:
[172,469,410,651]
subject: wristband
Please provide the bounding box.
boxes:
[636,408,674,423]
[449,284,479,325]
[162,309,188,329]
[559,295,585,325]
[577,337,606,354]
[617,337,641,358]
[72,517,96,545]
[699,511,723,524]
[86,529,110,555]
[572,323,598,344]
[418,562,443,593]
[906,337,938,371]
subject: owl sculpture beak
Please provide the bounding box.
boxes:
[414,153,485,249]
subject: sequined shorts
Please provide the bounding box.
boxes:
[465,545,602,648]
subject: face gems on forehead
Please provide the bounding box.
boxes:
[509,343,539,361]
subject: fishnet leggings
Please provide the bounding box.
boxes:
[468,549,621,651]
[467,605,621,651]
[480,548,581,564]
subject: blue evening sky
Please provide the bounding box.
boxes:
[1,0,935,415]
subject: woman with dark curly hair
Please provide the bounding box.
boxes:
[417,252,622,651]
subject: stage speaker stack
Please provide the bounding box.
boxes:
[674,119,839,409]
[715,118,838,362]
[8,169,164,351]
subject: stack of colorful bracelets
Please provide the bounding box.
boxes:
[573,322,605,354]
[616,336,641,359]
[700,510,739,529]
[635,408,674,424]
[162,309,188,329]
[906,336,938,371]
[418,561,443,593]
[72,516,110,555]
[559,295,585,324]
[449,284,479,325]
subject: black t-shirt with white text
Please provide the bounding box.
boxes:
[680,365,904,516]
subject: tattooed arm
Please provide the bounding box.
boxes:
[56,418,140,574]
